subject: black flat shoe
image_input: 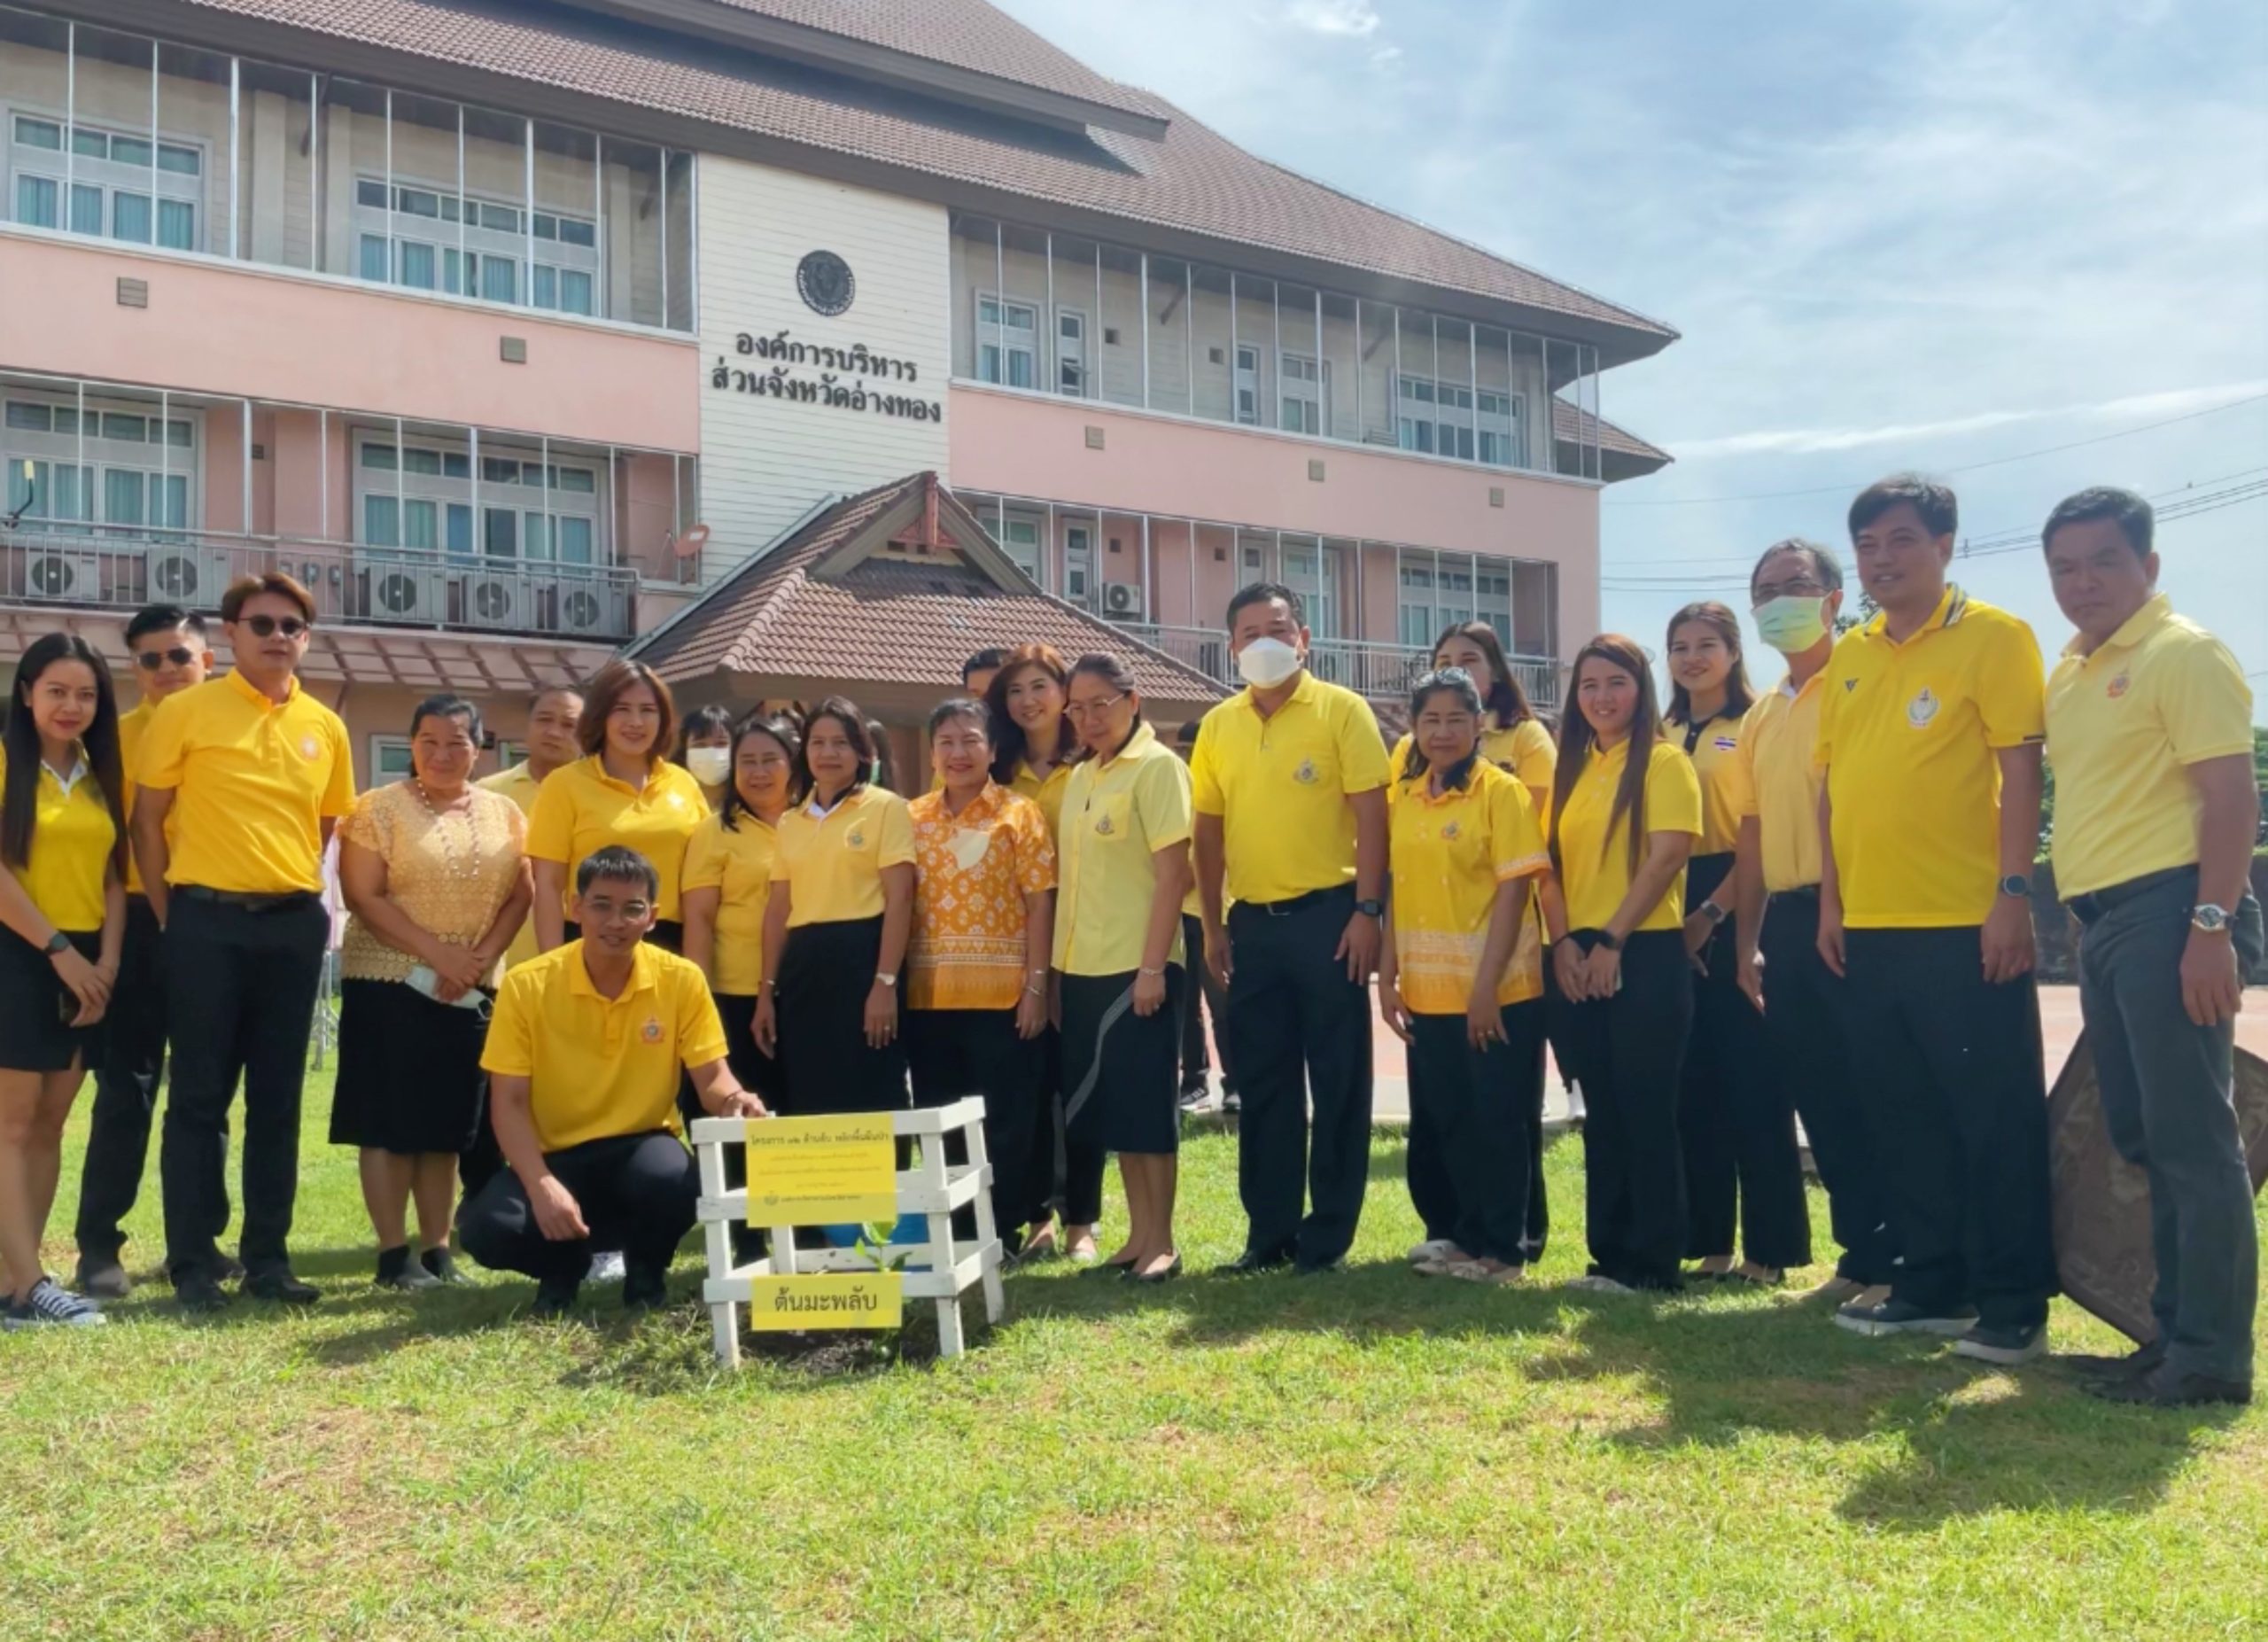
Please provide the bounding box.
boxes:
[2085,1366,2250,1407]
[2061,1342,2166,1381]
[174,1271,232,1313]
[1219,1247,1293,1276]
[1128,1256,1183,1285]
[1081,1259,1137,1280]
[244,1270,321,1307]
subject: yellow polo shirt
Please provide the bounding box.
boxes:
[525,755,708,923]
[136,669,353,894]
[1817,586,2045,929]
[1055,722,1192,977]
[1669,712,1752,856]
[1738,675,1829,893]
[2046,594,2254,898]
[0,748,116,931]
[682,811,777,995]
[1008,759,1075,835]
[481,940,727,1152]
[1551,737,1703,932]
[1188,671,1388,905]
[477,761,548,969]
[1389,716,1556,799]
[1389,759,1550,1012]
[769,785,915,928]
[117,698,175,897]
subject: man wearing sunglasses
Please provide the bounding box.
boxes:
[71,604,211,1298]
[133,573,354,1312]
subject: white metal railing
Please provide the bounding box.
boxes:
[0,521,639,642]
[1123,622,1560,709]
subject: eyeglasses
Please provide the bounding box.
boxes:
[1063,694,1127,720]
[241,614,309,639]
[1752,577,1828,602]
[135,647,198,671]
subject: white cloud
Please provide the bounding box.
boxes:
[1284,1,1382,38]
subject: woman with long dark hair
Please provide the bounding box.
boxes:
[675,703,736,813]
[1376,667,1550,1284]
[1053,654,1192,1281]
[1664,603,1809,1287]
[756,698,915,1114]
[527,658,707,953]
[0,634,126,1326]
[1542,634,1702,1294]
[682,714,802,1109]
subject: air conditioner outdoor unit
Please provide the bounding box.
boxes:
[364,561,448,625]
[461,572,522,631]
[555,579,625,638]
[21,547,103,603]
[144,545,234,610]
[1101,581,1145,620]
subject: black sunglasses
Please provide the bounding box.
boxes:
[242,614,310,639]
[135,647,198,670]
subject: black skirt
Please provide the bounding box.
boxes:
[330,977,487,1154]
[1060,968,1184,1156]
[0,928,104,1073]
[715,990,786,1109]
[773,915,909,1117]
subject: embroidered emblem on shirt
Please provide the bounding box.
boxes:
[1844,679,1858,692]
[1293,758,1319,785]
[1094,813,1116,837]
[2107,673,2131,700]
[1440,821,1461,841]
[641,1017,663,1044]
[1906,688,1939,728]
[667,791,686,808]
[299,735,321,760]
[847,826,866,848]
[1713,735,1738,751]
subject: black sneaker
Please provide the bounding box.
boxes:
[1834,1296,1978,1339]
[531,1273,581,1319]
[175,1269,233,1313]
[1177,1086,1212,1114]
[622,1260,670,1313]
[75,1257,130,1300]
[1293,1257,1345,1277]
[1219,1246,1293,1276]
[3,1276,105,1329]
[1953,1321,2046,1366]
[420,1247,470,1286]
[244,1269,321,1307]
[2061,1341,2165,1381]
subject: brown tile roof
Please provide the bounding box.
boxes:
[159,0,1675,350]
[1554,400,1672,476]
[633,472,1230,707]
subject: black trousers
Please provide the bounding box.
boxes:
[74,895,172,1264]
[1548,929,1692,1288]
[1843,926,2055,1329]
[159,891,328,1280]
[1759,892,1899,1285]
[905,1006,1046,1241]
[1679,854,1811,1269]
[1405,1002,1544,1265]
[1026,1028,1107,1229]
[1409,999,1550,1260]
[1226,885,1372,1266]
[457,1129,696,1281]
[1177,914,1235,1094]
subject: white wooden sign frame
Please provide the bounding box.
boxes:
[690,1096,1006,1364]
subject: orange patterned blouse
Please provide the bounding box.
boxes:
[905,782,1057,1011]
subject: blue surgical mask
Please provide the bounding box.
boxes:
[1752,595,1829,655]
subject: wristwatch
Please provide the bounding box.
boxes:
[2193,903,2232,934]
[1699,901,1728,926]
[1355,899,1385,918]
[42,930,70,956]
[1999,874,2032,899]
[874,973,898,989]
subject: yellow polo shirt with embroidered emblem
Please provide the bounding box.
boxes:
[1817,586,2045,929]
[525,755,708,923]
[1738,674,1829,893]
[2046,593,2253,899]
[477,761,549,969]
[1669,712,1752,856]
[1389,716,1556,802]
[1551,736,1704,932]
[1056,722,1192,977]
[135,669,353,894]
[769,784,916,928]
[1189,670,1388,905]
[682,810,779,995]
[1389,759,1550,1012]
[480,939,727,1151]
[0,748,116,931]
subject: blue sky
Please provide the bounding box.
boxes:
[994,0,2268,699]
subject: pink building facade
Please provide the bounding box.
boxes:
[0,0,1672,774]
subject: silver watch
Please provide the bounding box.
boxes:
[2192,903,2231,934]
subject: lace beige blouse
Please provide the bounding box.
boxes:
[339,781,527,984]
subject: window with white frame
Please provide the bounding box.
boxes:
[1234,346,1262,426]
[1063,524,1094,606]
[352,177,597,314]
[990,514,1041,581]
[1056,309,1088,397]
[1398,563,1434,649]
[369,735,415,782]
[1396,374,1523,466]
[9,113,203,252]
[1280,354,1330,437]
[3,393,196,531]
[1278,540,1339,638]
[353,433,600,564]
[1476,566,1513,651]
[975,294,1037,389]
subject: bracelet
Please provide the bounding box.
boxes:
[1138,966,1166,977]
[1025,982,1045,997]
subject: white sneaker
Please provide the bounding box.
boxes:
[587,1250,628,1284]
[4,1276,106,1328]
[1407,1239,1456,1265]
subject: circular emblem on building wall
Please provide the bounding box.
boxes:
[796,250,855,316]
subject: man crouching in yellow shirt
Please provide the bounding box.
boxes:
[462,844,764,1318]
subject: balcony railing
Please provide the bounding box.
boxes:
[0,523,636,642]
[1124,623,1560,711]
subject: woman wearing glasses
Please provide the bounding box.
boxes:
[334,695,532,1289]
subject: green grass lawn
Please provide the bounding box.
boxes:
[3,1069,2263,1641]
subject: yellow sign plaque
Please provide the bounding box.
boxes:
[746,1272,905,1332]
[742,1114,897,1224]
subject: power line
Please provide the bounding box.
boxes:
[1603,391,2268,512]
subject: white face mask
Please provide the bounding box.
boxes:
[685,746,731,788]
[1235,636,1304,689]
